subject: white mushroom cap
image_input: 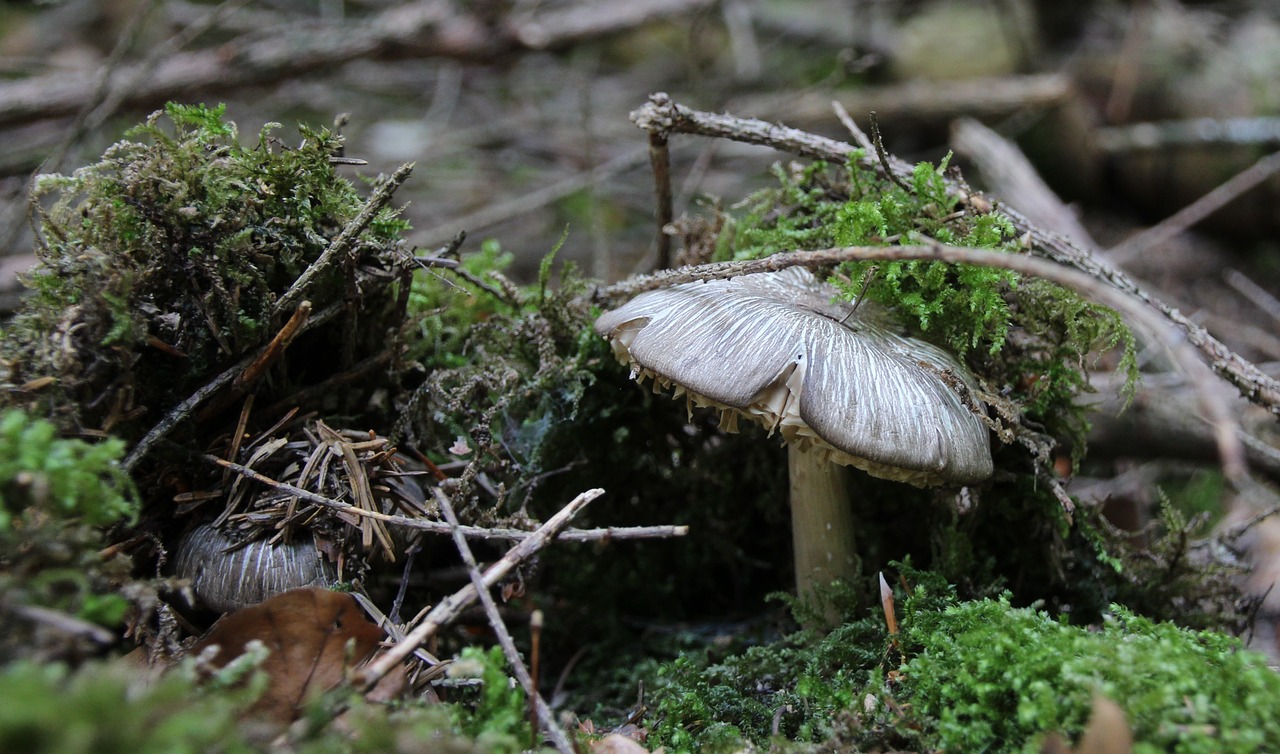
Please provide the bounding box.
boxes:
[595,267,993,487]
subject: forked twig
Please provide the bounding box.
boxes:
[206,454,683,542]
[436,489,574,754]
[356,488,604,689]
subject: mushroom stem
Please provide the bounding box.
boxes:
[788,444,859,604]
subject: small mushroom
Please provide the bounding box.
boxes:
[595,266,993,602]
[174,524,335,613]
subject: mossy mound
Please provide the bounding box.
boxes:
[2,103,410,448]
[643,575,1280,753]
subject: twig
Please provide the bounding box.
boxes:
[1095,116,1280,152]
[628,94,1280,418]
[594,244,1249,487]
[648,129,674,270]
[274,163,413,318]
[950,117,1098,250]
[232,300,311,391]
[122,302,342,471]
[831,100,873,152]
[1108,149,1280,263]
[1224,269,1280,327]
[436,489,574,754]
[356,487,604,690]
[10,603,117,645]
[205,454,683,542]
[869,112,912,194]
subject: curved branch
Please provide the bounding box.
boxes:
[596,244,1250,487]
[628,95,1280,418]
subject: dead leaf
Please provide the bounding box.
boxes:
[192,587,383,721]
[1040,694,1134,754]
[1076,694,1134,754]
[590,733,652,754]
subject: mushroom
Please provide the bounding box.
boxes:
[594,266,993,602]
[174,523,335,613]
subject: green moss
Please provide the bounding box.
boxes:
[3,103,409,442]
[0,409,138,657]
[640,573,1279,753]
[0,409,136,530]
[0,651,544,754]
[709,155,1137,462]
[900,597,1280,753]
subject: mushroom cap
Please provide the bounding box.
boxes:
[595,267,993,486]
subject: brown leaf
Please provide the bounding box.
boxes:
[1040,694,1134,754]
[590,733,652,754]
[1076,694,1134,754]
[192,586,383,721]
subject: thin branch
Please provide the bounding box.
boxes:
[356,487,604,690]
[869,111,912,194]
[274,162,414,318]
[594,244,1249,487]
[122,302,342,471]
[436,488,574,754]
[1109,149,1280,263]
[627,94,1280,417]
[648,129,674,270]
[0,0,719,129]
[232,300,311,391]
[206,454,684,542]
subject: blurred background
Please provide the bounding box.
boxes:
[1,0,1278,286]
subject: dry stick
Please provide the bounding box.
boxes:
[232,300,311,391]
[648,131,674,270]
[0,0,718,128]
[205,454,682,542]
[628,94,1280,417]
[1224,269,1280,326]
[274,162,413,318]
[357,487,605,690]
[595,244,1249,487]
[1108,149,1280,263]
[435,489,575,754]
[123,301,343,470]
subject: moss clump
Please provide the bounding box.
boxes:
[0,409,138,662]
[3,103,409,443]
[397,245,600,522]
[0,650,541,754]
[0,409,135,529]
[899,597,1280,753]
[641,573,1280,753]
[714,156,1137,458]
